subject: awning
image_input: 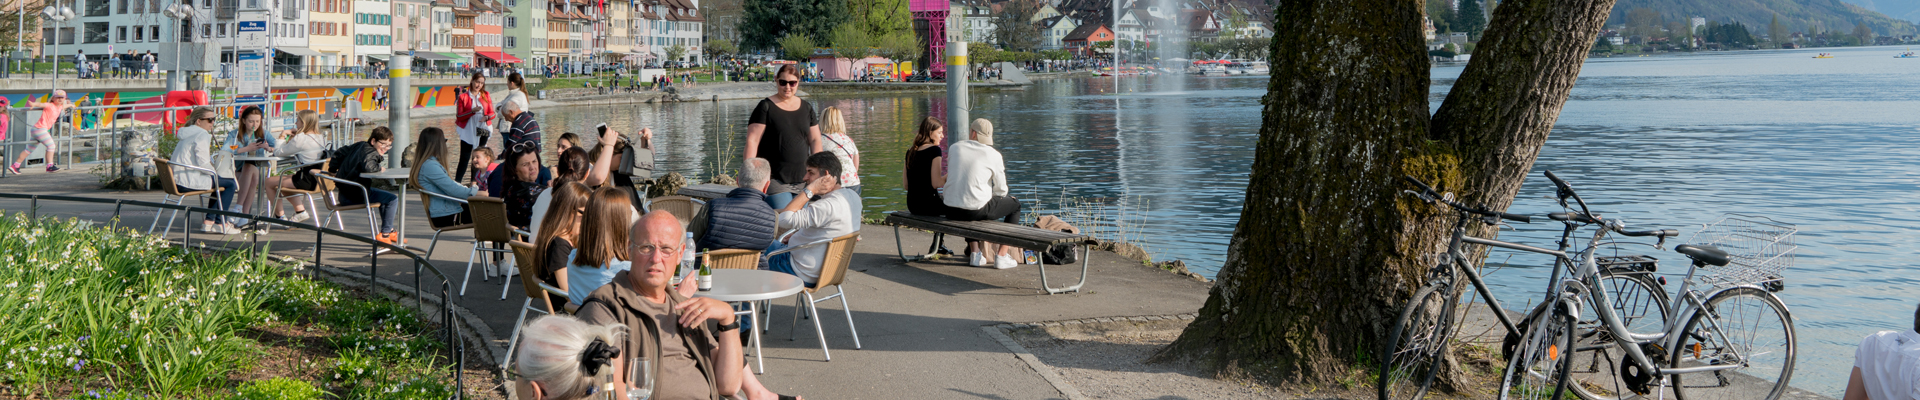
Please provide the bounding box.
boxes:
[443,52,471,63]
[477,51,523,63]
[275,47,321,57]
[365,54,391,61]
[413,52,453,61]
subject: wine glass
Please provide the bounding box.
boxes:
[628,357,653,400]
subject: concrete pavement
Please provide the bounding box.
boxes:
[0,170,1213,400]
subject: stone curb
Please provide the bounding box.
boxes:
[982,313,1200,400]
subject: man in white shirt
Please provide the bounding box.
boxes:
[943,118,1022,269]
[1846,302,1920,400]
[768,152,861,286]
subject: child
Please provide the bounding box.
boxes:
[10,90,73,174]
[471,146,499,193]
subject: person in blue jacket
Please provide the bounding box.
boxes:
[410,127,479,227]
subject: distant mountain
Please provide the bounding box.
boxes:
[1608,0,1920,36]
[1836,0,1920,24]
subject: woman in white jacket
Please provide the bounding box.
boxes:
[171,107,242,235]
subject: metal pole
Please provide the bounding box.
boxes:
[944,41,967,150]
[387,54,410,169]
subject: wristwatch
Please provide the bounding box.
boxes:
[715,320,741,332]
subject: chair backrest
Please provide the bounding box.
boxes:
[281,160,329,195]
[649,195,698,227]
[313,172,353,211]
[509,240,556,315]
[812,232,860,290]
[469,196,516,243]
[701,248,762,270]
[153,157,183,195]
[419,190,471,230]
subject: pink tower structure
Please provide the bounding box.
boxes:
[911,0,948,78]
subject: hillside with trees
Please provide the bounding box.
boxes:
[1607,0,1920,37]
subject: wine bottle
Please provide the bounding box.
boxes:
[697,250,713,291]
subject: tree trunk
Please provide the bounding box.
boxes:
[1154,0,1619,390]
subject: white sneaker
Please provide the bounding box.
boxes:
[288,211,312,223]
[995,254,1019,270]
[969,252,987,267]
[200,224,224,234]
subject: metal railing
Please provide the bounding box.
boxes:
[0,192,471,397]
[0,94,360,182]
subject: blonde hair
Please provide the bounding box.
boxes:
[296,109,320,135]
[820,106,847,135]
[516,315,627,400]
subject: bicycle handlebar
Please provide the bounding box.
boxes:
[1542,170,1595,218]
[1616,228,1679,238]
[1403,175,1531,224]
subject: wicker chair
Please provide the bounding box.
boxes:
[502,240,570,371]
[465,196,527,298]
[275,160,328,227]
[149,158,226,236]
[776,232,863,361]
[647,195,704,228]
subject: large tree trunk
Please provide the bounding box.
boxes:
[1154,0,1618,389]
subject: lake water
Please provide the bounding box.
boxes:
[413,44,1919,396]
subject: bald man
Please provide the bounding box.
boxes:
[580,212,801,400]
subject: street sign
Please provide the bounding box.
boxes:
[236,51,267,95]
[236,17,269,50]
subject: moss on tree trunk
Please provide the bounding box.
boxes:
[1154,0,1620,391]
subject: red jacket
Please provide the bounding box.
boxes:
[455,88,495,129]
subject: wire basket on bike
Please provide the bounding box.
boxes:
[1685,213,1797,289]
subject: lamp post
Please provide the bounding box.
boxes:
[40,4,73,85]
[163,3,192,91]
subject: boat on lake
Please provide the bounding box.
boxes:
[1814,53,1835,58]
[1897,51,1918,58]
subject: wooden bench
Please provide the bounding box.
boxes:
[885,211,1096,294]
[676,183,736,201]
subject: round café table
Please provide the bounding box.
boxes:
[694,269,805,374]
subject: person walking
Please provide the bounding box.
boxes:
[73,50,87,79]
[141,51,155,79]
[454,72,497,184]
[742,64,822,209]
[105,54,120,79]
[9,91,75,174]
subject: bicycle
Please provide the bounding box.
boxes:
[1380,176,1673,400]
[1501,171,1797,400]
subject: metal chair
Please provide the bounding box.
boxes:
[149,158,225,236]
[419,190,477,260]
[275,160,328,226]
[314,171,382,239]
[502,240,570,371]
[465,196,525,298]
[776,232,863,361]
[647,195,704,228]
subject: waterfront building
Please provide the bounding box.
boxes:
[952,0,992,44]
[503,0,543,67]
[607,0,629,63]
[664,0,701,64]
[1061,23,1111,58]
[450,0,474,66]
[1038,16,1075,50]
[352,0,393,68]
[394,0,428,58]
[472,0,516,70]
[308,0,355,68]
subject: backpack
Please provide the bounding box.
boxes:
[1033,215,1081,265]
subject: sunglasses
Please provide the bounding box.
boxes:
[510,141,539,154]
[777,80,799,87]
[199,117,217,122]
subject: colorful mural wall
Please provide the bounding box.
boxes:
[0,85,473,130]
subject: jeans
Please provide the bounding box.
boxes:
[764,181,806,209]
[764,241,818,288]
[455,137,488,184]
[182,177,239,223]
[343,187,399,234]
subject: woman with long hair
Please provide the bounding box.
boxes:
[264,109,326,222]
[903,116,947,217]
[561,187,633,306]
[743,63,822,209]
[412,127,481,227]
[818,106,862,195]
[533,181,592,309]
[455,72,497,184]
[229,106,278,223]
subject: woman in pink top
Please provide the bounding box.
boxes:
[9,90,73,174]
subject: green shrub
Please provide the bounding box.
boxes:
[234,377,328,400]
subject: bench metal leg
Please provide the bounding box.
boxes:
[892,224,927,262]
[1037,244,1090,295]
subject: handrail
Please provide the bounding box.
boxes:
[0,192,469,396]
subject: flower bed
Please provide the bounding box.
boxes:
[0,214,478,399]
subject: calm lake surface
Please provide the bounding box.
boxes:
[415,44,1919,396]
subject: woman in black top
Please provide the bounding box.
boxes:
[904,116,949,216]
[743,63,822,209]
[502,146,546,229]
[532,181,591,309]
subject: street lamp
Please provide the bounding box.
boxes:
[40,3,74,85]
[163,3,192,90]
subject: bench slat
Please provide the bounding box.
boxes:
[885,212,1093,251]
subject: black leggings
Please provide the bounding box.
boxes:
[455,136,489,184]
[946,195,1021,247]
[430,205,473,228]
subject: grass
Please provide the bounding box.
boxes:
[0,213,463,399]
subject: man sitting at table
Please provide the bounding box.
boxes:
[767,152,861,287]
[327,126,401,244]
[578,212,802,400]
[690,158,778,252]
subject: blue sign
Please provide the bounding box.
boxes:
[238,21,267,32]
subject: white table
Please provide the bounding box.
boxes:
[694,269,806,374]
[362,168,420,253]
[232,155,283,222]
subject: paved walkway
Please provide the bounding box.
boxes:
[0,171,1212,400]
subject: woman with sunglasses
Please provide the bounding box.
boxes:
[455,72,497,184]
[743,63,823,209]
[171,108,243,235]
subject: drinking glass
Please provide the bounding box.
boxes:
[628,357,653,400]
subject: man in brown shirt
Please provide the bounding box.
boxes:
[578,211,745,400]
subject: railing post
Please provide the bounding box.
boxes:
[112,200,123,230]
[29,196,38,224]
[313,224,324,278]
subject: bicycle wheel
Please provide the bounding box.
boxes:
[1566,272,1672,400]
[1501,298,1576,400]
[1670,287,1796,400]
[1379,282,1457,400]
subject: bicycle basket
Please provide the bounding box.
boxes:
[1684,214,1797,289]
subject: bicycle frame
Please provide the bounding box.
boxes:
[1443,213,1569,339]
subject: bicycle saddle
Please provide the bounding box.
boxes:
[1675,244,1731,267]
